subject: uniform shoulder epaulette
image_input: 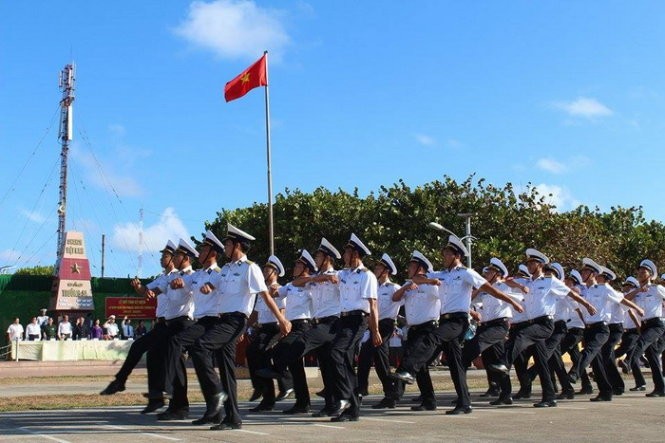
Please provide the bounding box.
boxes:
[246,260,254,265]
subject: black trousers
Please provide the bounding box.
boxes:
[357,318,401,399]
[330,314,369,416]
[434,315,470,408]
[614,328,644,387]
[603,323,625,391]
[462,319,509,368]
[246,323,292,405]
[501,318,555,402]
[525,320,567,390]
[399,321,438,405]
[572,324,612,397]
[270,320,312,407]
[115,321,169,393]
[628,321,665,393]
[555,327,593,391]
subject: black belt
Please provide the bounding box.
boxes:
[439,312,468,321]
[608,323,624,331]
[526,315,553,325]
[554,319,567,327]
[379,317,396,324]
[409,320,438,331]
[220,311,248,321]
[481,317,509,328]
[624,327,639,333]
[642,317,664,328]
[156,317,166,323]
[340,310,367,317]
[312,315,339,325]
[290,318,311,325]
[585,321,606,329]
[167,315,192,323]
[256,321,278,329]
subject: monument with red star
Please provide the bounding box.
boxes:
[51,231,94,311]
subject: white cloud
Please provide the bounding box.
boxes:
[71,144,144,198]
[415,134,436,147]
[536,158,567,174]
[174,0,291,61]
[21,209,46,223]
[530,183,581,212]
[553,97,613,118]
[111,207,190,253]
[108,124,126,138]
[0,249,21,264]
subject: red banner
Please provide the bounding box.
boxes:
[105,296,156,319]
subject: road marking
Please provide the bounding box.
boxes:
[235,429,271,436]
[362,417,416,424]
[18,427,72,443]
[479,409,536,414]
[102,424,182,441]
[313,424,345,429]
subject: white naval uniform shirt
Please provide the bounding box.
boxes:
[278,282,313,321]
[402,281,440,326]
[26,322,41,338]
[524,275,570,320]
[478,281,514,322]
[210,256,268,318]
[309,269,341,318]
[255,283,285,324]
[430,266,486,315]
[338,266,378,313]
[510,277,529,323]
[622,305,639,329]
[377,281,402,320]
[37,315,49,327]
[146,269,178,319]
[580,283,623,324]
[566,285,586,329]
[58,321,72,336]
[163,265,196,320]
[608,288,627,324]
[632,283,665,320]
[6,323,23,341]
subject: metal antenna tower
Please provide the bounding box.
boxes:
[138,207,144,277]
[56,64,75,265]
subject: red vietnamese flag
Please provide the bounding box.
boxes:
[224,54,267,102]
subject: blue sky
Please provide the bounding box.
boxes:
[1,1,664,278]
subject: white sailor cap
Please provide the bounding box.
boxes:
[639,259,657,277]
[569,269,584,286]
[379,253,398,275]
[318,237,341,260]
[600,266,616,281]
[40,308,48,313]
[345,233,371,257]
[202,230,225,253]
[622,276,639,288]
[265,255,285,277]
[581,258,602,274]
[223,223,256,244]
[160,240,177,254]
[517,264,531,278]
[482,266,490,274]
[444,235,469,257]
[176,238,199,259]
[550,262,565,280]
[488,257,508,277]
[297,249,318,273]
[525,248,549,264]
[409,250,433,273]
[108,314,116,320]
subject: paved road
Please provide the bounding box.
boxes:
[1,387,664,442]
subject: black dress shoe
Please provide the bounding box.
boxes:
[618,359,630,374]
[445,406,472,415]
[556,390,575,400]
[488,364,510,374]
[312,406,335,417]
[590,395,612,402]
[645,390,665,397]
[577,387,594,395]
[411,403,437,411]
[567,372,579,384]
[210,422,242,431]
[533,400,557,408]
[372,398,396,409]
[141,399,165,414]
[629,385,646,391]
[330,400,350,417]
[411,395,422,403]
[283,405,311,414]
[249,403,274,412]
[330,412,359,422]
[206,391,228,418]
[480,387,500,397]
[392,371,415,384]
[276,388,294,401]
[248,389,262,402]
[612,388,624,396]
[157,409,189,420]
[192,412,221,425]
[489,396,513,406]
[513,390,531,400]
[100,379,125,395]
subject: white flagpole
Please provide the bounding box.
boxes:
[263,50,275,255]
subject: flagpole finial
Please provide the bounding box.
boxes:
[264,50,268,55]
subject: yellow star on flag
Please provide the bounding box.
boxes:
[71,262,81,273]
[240,72,251,83]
